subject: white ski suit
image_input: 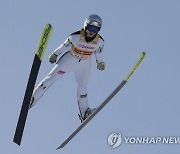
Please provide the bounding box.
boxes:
[30,29,105,117]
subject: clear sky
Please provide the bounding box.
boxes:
[1,0,180,153]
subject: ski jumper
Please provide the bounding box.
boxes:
[30,29,105,116]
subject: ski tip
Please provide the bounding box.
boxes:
[44,23,53,31]
[141,51,146,58]
[46,23,52,28]
[124,51,146,82]
[138,52,146,63]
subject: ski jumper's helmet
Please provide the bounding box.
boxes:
[84,14,102,33]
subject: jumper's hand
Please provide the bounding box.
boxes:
[49,53,58,64]
[97,62,105,71]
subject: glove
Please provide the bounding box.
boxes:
[97,62,105,71]
[49,53,58,64]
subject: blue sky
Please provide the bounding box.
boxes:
[1,0,180,153]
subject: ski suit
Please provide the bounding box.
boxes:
[30,29,105,116]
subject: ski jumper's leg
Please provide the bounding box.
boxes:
[74,59,91,117]
[30,52,73,108]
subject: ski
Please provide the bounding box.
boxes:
[56,52,146,149]
[13,23,53,145]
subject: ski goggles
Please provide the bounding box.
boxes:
[86,25,100,33]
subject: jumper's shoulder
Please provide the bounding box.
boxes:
[99,34,105,42]
[70,29,81,36]
[98,34,105,47]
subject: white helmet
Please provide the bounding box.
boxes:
[84,14,102,33]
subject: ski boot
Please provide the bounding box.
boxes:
[78,108,96,123]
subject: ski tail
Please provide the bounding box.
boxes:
[13,23,53,146]
[56,52,146,149]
